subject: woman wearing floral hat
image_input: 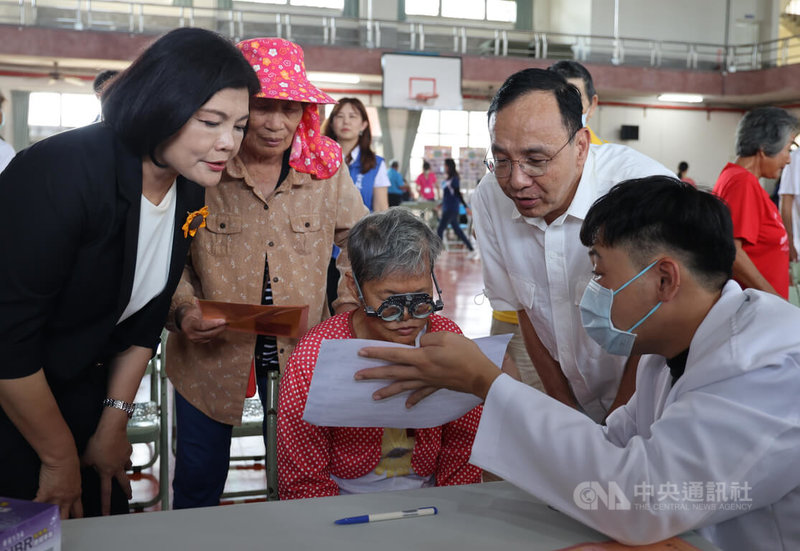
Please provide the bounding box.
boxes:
[166,37,369,509]
[0,27,258,518]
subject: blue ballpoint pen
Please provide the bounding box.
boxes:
[334,506,438,525]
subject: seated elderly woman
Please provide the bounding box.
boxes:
[277,208,482,500]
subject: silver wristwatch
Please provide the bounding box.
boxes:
[102,398,135,419]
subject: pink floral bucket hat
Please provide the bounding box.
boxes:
[237,37,342,179]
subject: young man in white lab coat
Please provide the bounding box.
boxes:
[356,176,800,551]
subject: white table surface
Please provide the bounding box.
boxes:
[62,481,718,550]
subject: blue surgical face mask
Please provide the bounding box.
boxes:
[579,260,662,356]
[581,113,588,128]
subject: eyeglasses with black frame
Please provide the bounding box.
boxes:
[352,271,445,322]
[484,129,578,179]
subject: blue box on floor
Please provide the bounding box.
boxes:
[0,498,60,551]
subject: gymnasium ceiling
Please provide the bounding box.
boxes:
[1,25,799,110]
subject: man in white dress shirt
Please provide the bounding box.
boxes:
[473,68,672,421]
[357,176,800,550]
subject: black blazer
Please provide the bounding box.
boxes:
[0,123,204,385]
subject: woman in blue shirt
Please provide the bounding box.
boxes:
[324,97,389,311]
[324,97,389,212]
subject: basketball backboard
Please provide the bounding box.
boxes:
[382,53,462,111]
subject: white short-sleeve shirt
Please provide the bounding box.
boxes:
[349,145,390,189]
[780,147,800,254]
[472,143,674,421]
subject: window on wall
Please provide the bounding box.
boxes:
[409,109,490,192]
[239,0,344,7]
[28,92,100,143]
[407,0,515,22]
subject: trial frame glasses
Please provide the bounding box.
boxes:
[352,271,445,322]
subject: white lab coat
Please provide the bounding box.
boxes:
[471,281,800,551]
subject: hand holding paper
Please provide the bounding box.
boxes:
[357,332,512,403]
[302,333,512,429]
[177,300,227,344]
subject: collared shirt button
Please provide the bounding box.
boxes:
[268,241,274,247]
[219,223,226,229]
[273,277,279,283]
[263,204,269,210]
[304,222,310,227]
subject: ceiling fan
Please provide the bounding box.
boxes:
[47,61,85,87]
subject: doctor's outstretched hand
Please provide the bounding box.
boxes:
[356,331,506,407]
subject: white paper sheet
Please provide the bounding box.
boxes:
[302,334,513,429]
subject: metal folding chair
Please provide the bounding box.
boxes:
[170,366,280,502]
[223,369,279,502]
[127,331,170,511]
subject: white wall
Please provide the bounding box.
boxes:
[588,0,779,45]
[729,0,781,44]
[592,104,741,188]
[536,0,592,35]
[593,103,800,193]
[591,0,728,43]
[367,0,397,21]
[436,97,754,191]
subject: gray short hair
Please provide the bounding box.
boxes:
[348,207,443,283]
[735,106,799,157]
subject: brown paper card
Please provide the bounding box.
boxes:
[198,300,309,338]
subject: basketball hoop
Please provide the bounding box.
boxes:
[409,77,438,107]
[382,55,462,110]
[412,92,439,105]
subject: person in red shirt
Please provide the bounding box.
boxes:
[277,208,482,500]
[415,160,438,201]
[713,106,798,299]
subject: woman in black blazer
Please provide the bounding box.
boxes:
[0,28,258,518]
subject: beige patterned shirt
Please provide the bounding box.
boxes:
[166,157,368,425]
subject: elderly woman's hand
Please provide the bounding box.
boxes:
[175,301,227,344]
[355,331,503,406]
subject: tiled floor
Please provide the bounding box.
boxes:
[129,247,491,511]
